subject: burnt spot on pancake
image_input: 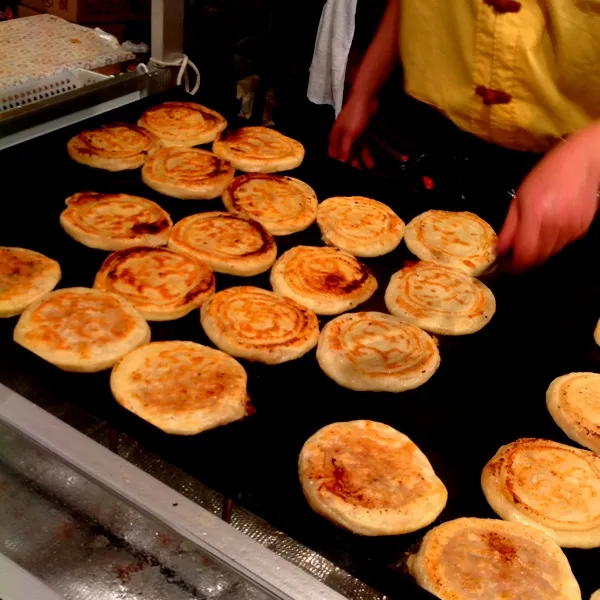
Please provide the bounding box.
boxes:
[181,272,216,306]
[218,128,243,143]
[323,260,372,295]
[215,214,275,257]
[131,218,170,236]
[226,173,293,209]
[209,158,232,176]
[483,532,518,562]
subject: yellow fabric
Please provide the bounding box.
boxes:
[399,0,600,152]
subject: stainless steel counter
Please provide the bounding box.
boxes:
[0,384,363,600]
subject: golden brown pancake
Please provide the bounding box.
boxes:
[404,210,497,276]
[60,192,172,251]
[168,211,277,276]
[407,517,581,600]
[547,372,600,454]
[138,101,227,147]
[299,420,447,535]
[201,286,319,364]
[270,246,377,315]
[110,341,252,435]
[482,438,600,548]
[0,247,61,318]
[94,247,215,321]
[385,261,496,335]
[212,126,304,173]
[316,311,440,391]
[595,320,600,346]
[13,287,150,372]
[142,147,235,200]
[316,196,405,257]
[67,123,160,171]
[222,173,318,235]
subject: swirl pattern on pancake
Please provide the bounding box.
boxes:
[168,211,276,276]
[201,286,319,364]
[299,420,447,535]
[94,247,215,321]
[482,438,600,548]
[0,247,61,318]
[408,518,581,600]
[110,341,252,435]
[138,102,227,147]
[60,192,172,251]
[547,372,600,454]
[67,123,160,171]
[222,174,317,235]
[316,312,440,392]
[142,147,235,200]
[270,246,377,315]
[317,196,405,257]
[385,261,496,335]
[405,210,497,276]
[14,287,150,373]
[213,126,304,173]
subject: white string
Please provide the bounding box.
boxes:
[147,54,201,95]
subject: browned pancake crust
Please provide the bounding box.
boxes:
[270,246,377,315]
[67,123,160,170]
[142,147,234,199]
[110,341,252,435]
[201,286,319,363]
[0,247,61,317]
[60,192,172,251]
[213,126,304,173]
[222,173,317,235]
[138,102,227,146]
[13,287,150,372]
[168,212,277,276]
[95,247,215,320]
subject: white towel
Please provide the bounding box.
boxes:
[307,0,358,116]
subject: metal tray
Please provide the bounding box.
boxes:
[1,91,600,599]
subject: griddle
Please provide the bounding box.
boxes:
[2,91,600,599]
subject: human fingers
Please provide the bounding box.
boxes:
[350,157,362,170]
[496,200,519,255]
[510,204,547,271]
[360,144,375,170]
[328,121,343,159]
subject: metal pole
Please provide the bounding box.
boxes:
[151,0,185,63]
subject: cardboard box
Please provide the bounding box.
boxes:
[17,5,41,18]
[20,0,148,23]
[17,4,127,42]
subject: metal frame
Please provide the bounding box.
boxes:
[152,0,185,63]
[0,553,65,600]
[0,383,346,600]
[0,0,185,149]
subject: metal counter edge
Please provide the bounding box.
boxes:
[0,552,65,600]
[0,382,347,600]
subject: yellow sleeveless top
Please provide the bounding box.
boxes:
[399,0,600,152]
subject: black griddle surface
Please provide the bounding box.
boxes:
[2,94,600,599]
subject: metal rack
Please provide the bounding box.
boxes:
[0,0,184,150]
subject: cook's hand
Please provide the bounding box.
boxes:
[329,94,378,165]
[497,127,600,271]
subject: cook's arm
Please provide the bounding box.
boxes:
[498,121,600,270]
[329,0,400,162]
